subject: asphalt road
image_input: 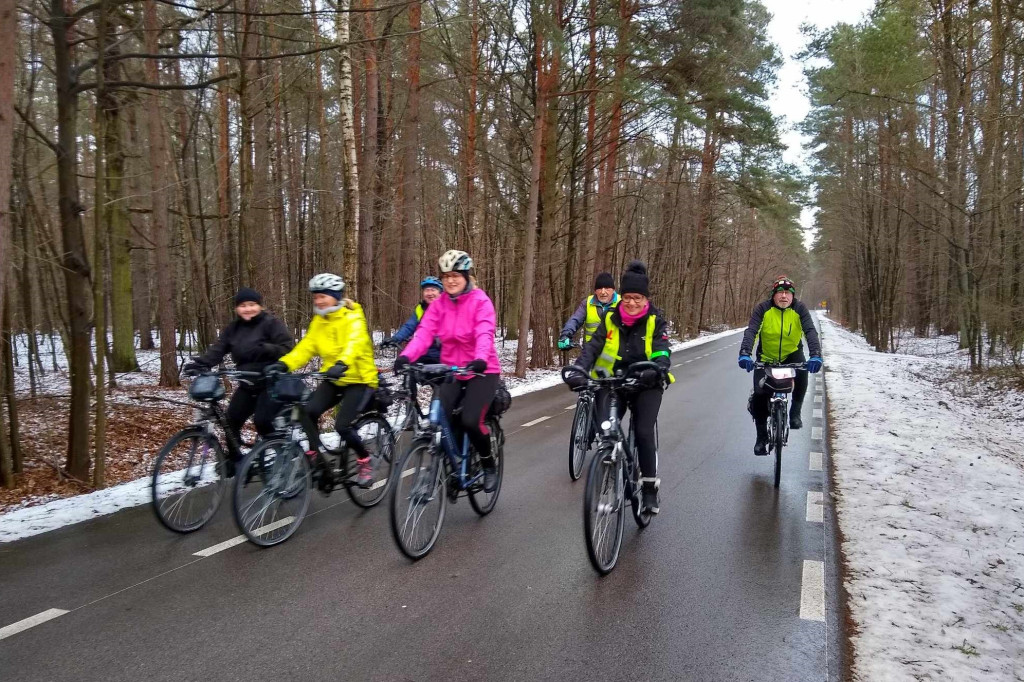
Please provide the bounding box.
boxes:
[0,330,841,681]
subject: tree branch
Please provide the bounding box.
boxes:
[73,72,238,95]
[14,105,59,153]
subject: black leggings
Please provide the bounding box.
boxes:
[596,387,662,479]
[751,349,807,422]
[300,382,373,457]
[224,383,283,460]
[438,374,499,466]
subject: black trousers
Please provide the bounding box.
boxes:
[596,386,662,479]
[751,349,807,423]
[438,374,499,466]
[300,382,373,457]
[224,383,283,460]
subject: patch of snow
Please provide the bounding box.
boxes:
[820,313,1024,681]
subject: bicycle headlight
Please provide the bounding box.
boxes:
[601,420,612,432]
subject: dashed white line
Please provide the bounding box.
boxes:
[193,516,297,557]
[521,416,551,428]
[0,608,69,641]
[806,491,824,523]
[565,404,577,411]
[800,560,826,621]
[809,452,823,471]
[814,395,823,404]
[811,426,823,440]
[813,409,823,420]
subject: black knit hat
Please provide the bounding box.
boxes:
[619,261,650,297]
[234,287,263,306]
[594,272,615,290]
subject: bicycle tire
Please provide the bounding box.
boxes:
[568,395,591,481]
[233,439,311,547]
[342,414,397,508]
[390,439,447,560]
[773,404,785,488]
[583,446,624,575]
[151,429,227,533]
[468,418,504,515]
[626,418,652,529]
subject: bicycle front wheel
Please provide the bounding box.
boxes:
[390,439,447,560]
[568,395,591,481]
[151,429,227,533]
[343,414,396,508]
[773,404,785,488]
[583,446,625,575]
[468,419,504,516]
[233,439,311,547]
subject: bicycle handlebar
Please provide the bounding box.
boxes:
[753,361,809,370]
[561,360,663,390]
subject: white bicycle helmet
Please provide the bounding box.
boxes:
[308,272,345,295]
[438,250,474,273]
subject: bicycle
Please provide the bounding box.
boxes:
[232,372,396,547]
[754,361,808,488]
[568,380,597,481]
[151,369,264,533]
[389,364,506,560]
[563,361,662,575]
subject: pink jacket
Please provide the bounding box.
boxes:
[402,287,500,375]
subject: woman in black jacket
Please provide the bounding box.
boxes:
[564,261,673,514]
[183,288,294,461]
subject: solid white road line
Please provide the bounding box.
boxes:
[811,426,823,440]
[193,516,296,557]
[806,491,824,523]
[809,452,823,471]
[800,560,826,621]
[813,409,823,420]
[0,609,69,641]
[521,416,551,428]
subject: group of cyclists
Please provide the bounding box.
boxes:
[184,246,823,518]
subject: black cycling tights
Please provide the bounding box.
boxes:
[300,382,373,457]
[438,374,499,467]
[596,387,662,479]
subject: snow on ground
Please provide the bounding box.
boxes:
[821,313,1024,681]
[0,326,743,543]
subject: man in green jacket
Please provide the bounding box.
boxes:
[738,276,823,456]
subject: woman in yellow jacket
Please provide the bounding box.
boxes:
[264,273,378,485]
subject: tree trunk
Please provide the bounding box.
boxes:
[0,0,16,486]
[360,0,377,310]
[399,0,422,311]
[337,0,360,293]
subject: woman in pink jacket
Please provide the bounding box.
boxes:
[394,250,501,491]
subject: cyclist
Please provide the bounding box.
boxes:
[393,250,501,492]
[558,272,619,350]
[263,273,379,486]
[563,261,673,514]
[379,276,443,364]
[183,287,294,473]
[738,276,823,457]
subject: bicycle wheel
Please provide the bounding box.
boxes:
[342,414,396,508]
[151,429,227,533]
[233,439,311,547]
[390,439,447,560]
[626,419,652,529]
[583,446,625,575]
[568,395,591,481]
[772,404,785,488]
[468,419,504,515]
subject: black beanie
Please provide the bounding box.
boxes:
[234,287,263,306]
[619,261,650,297]
[594,272,615,290]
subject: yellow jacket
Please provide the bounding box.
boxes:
[280,300,379,387]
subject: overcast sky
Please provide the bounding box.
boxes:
[760,0,875,246]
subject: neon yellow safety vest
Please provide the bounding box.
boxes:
[755,306,803,363]
[415,303,426,321]
[593,314,675,384]
[583,294,619,342]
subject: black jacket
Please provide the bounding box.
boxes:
[576,305,672,375]
[194,311,294,373]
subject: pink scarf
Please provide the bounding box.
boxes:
[619,301,650,327]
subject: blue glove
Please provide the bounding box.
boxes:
[557,337,573,350]
[738,355,754,372]
[807,356,823,374]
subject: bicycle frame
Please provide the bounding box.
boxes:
[427,391,484,491]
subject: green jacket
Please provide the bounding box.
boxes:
[739,299,821,363]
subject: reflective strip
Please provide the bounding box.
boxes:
[415,304,425,321]
[649,350,669,359]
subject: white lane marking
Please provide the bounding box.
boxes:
[813,409,823,420]
[193,516,296,557]
[684,360,693,364]
[806,491,824,523]
[0,609,69,641]
[815,383,823,393]
[565,405,577,411]
[814,395,823,404]
[809,452,823,471]
[521,416,551,428]
[811,426,822,440]
[800,560,826,621]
